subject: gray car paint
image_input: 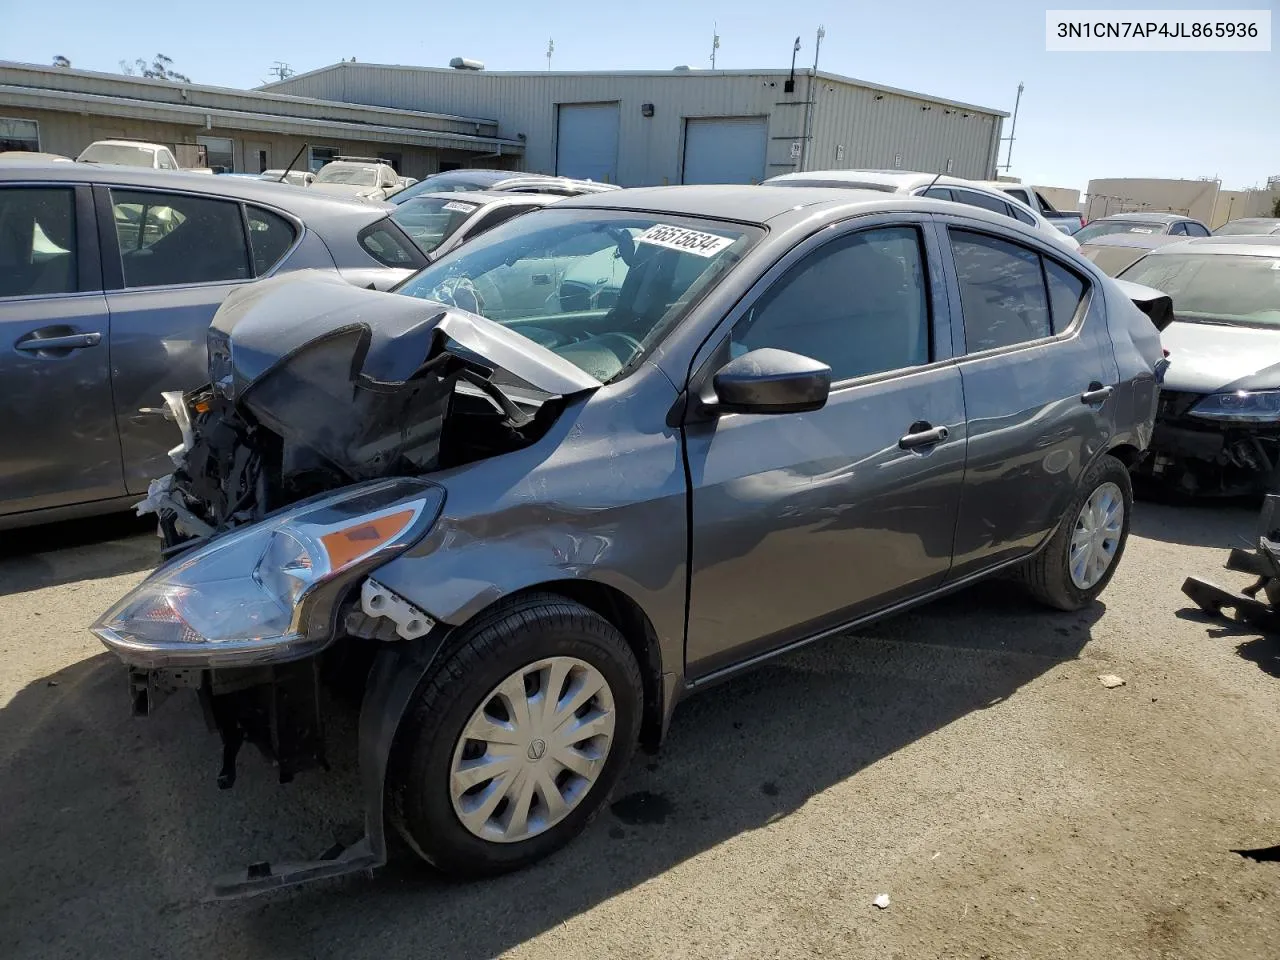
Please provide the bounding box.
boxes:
[363,186,1159,712]
[0,164,419,528]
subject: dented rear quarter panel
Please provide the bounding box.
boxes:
[370,361,689,673]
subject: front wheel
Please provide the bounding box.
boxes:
[387,594,643,878]
[1019,453,1133,611]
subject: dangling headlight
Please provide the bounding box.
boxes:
[93,479,444,668]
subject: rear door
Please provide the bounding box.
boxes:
[97,184,255,494]
[683,215,968,678]
[0,182,120,515]
[937,217,1118,579]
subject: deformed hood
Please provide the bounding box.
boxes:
[1161,320,1280,394]
[208,270,601,399]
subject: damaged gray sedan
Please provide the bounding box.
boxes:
[93,186,1166,898]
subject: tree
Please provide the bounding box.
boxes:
[119,54,190,83]
[52,55,71,68]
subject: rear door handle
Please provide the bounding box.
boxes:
[899,423,950,450]
[15,332,102,353]
[1080,383,1114,405]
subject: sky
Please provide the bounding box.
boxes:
[2,0,1276,192]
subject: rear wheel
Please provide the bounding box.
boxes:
[1020,453,1132,611]
[388,594,643,877]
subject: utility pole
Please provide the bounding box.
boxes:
[267,61,294,83]
[546,39,554,71]
[798,25,825,172]
[1000,81,1024,173]
[710,23,720,69]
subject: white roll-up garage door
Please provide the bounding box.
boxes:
[556,102,620,183]
[682,117,768,185]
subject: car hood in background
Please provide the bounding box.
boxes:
[1161,320,1280,393]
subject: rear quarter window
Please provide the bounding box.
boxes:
[358,218,429,268]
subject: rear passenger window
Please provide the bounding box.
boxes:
[1044,259,1087,331]
[952,189,1012,218]
[0,186,78,298]
[246,206,297,276]
[111,189,250,288]
[950,229,1090,351]
[1185,222,1210,237]
[922,187,954,202]
[1009,204,1037,226]
[731,225,930,381]
[358,218,428,267]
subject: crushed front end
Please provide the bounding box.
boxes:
[91,273,599,897]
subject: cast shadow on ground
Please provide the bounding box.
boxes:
[0,581,1101,960]
[1129,495,1260,550]
[0,513,158,598]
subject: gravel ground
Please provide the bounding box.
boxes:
[1,499,1278,960]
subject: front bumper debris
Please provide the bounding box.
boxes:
[1182,492,1280,632]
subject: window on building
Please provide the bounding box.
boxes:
[309,146,338,173]
[197,136,234,173]
[731,225,931,381]
[0,118,40,153]
[110,189,250,288]
[0,186,77,298]
[246,207,297,276]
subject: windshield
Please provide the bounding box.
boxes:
[1080,245,1151,277]
[1214,220,1280,236]
[1119,253,1280,327]
[396,209,760,382]
[78,143,155,166]
[1075,219,1165,242]
[389,171,506,204]
[389,197,481,254]
[316,165,378,186]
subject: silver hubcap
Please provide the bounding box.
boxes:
[449,656,616,843]
[1069,481,1124,589]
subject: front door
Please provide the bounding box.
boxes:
[245,141,271,174]
[97,185,254,493]
[937,218,1119,578]
[683,218,968,679]
[0,183,120,515]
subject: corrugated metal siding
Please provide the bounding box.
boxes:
[270,64,1003,185]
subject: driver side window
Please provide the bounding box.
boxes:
[730,225,931,381]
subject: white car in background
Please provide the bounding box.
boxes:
[765,169,1081,251]
[260,168,315,187]
[310,157,407,202]
[76,139,181,171]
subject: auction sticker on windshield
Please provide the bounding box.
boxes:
[637,224,735,257]
[443,201,477,214]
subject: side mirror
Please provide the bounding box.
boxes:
[708,348,831,416]
[1113,278,1176,331]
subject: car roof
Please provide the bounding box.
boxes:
[1143,235,1280,256]
[0,161,392,218]
[1094,211,1191,223]
[556,183,1036,231]
[767,169,937,190]
[86,139,163,149]
[407,190,565,207]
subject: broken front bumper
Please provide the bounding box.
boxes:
[1137,392,1280,495]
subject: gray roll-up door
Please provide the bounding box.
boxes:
[556,103,620,183]
[682,117,768,184]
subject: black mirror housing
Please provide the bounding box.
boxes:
[710,348,831,416]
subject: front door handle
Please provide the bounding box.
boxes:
[15,332,102,353]
[899,423,950,450]
[1080,383,1114,405]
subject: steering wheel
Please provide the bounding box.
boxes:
[431,275,485,314]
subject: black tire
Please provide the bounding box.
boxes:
[387,593,643,878]
[1019,453,1133,611]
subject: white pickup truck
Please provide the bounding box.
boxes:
[76,140,183,171]
[977,181,1084,235]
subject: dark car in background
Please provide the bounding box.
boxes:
[0,162,427,530]
[390,169,620,206]
[1078,232,1185,276]
[1214,218,1280,237]
[1119,235,1280,495]
[1075,211,1211,244]
[94,185,1164,899]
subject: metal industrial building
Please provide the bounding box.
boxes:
[264,61,1007,185]
[0,61,522,174]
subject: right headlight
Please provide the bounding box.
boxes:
[93,478,444,669]
[1188,389,1280,422]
